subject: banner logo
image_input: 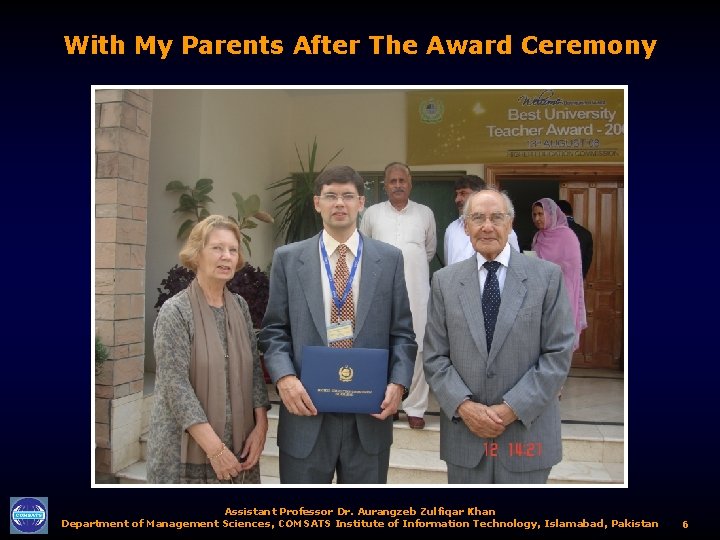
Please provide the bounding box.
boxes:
[10,497,48,534]
[419,98,444,124]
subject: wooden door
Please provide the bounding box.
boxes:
[561,179,623,369]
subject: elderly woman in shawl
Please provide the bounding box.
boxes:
[148,215,269,484]
[531,198,587,350]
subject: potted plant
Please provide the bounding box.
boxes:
[268,137,342,243]
[229,192,274,257]
[165,179,274,247]
[165,178,214,240]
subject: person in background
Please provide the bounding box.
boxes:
[556,199,593,279]
[444,175,519,266]
[532,198,587,350]
[148,215,269,484]
[360,162,435,430]
[424,189,574,483]
[260,165,416,483]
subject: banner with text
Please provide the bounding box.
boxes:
[407,89,624,164]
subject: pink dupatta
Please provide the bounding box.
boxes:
[532,198,587,350]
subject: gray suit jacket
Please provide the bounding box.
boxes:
[259,232,416,459]
[424,250,574,471]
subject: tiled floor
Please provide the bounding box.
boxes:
[560,368,624,424]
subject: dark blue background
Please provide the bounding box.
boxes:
[4,9,714,535]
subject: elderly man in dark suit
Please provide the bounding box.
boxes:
[556,200,593,279]
[260,165,416,484]
[424,189,575,483]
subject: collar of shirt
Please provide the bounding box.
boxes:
[475,243,511,270]
[385,200,412,214]
[322,229,360,258]
[475,243,511,294]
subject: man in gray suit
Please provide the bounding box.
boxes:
[424,189,574,484]
[260,165,416,484]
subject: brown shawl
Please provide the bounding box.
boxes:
[182,279,254,465]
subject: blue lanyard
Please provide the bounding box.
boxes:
[320,235,363,314]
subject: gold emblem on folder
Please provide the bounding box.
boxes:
[338,365,354,382]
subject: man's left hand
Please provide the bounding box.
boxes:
[371,383,405,420]
[489,403,518,426]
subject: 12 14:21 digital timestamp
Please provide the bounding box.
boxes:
[484,442,542,457]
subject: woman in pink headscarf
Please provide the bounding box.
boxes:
[532,198,587,350]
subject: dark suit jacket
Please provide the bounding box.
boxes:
[259,232,416,459]
[567,217,593,279]
[424,250,575,471]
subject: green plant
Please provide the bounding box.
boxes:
[268,138,343,244]
[95,335,109,375]
[165,177,272,256]
[230,193,274,257]
[165,178,214,239]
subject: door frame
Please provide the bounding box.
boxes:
[484,163,623,186]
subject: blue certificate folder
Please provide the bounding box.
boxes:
[301,346,389,414]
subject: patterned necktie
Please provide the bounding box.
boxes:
[482,260,502,352]
[330,244,355,348]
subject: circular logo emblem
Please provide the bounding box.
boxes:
[419,98,444,124]
[11,498,47,534]
[338,365,354,382]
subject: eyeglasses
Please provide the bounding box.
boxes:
[319,193,360,202]
[467,213,510,227]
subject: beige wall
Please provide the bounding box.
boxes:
[290,90,405,169]
[198,90,290,267]
[144,91,202,372]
